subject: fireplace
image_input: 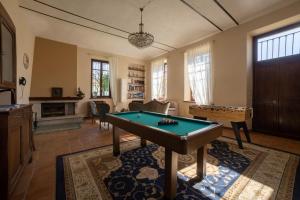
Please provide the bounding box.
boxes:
[30,97,83,133]
[41,103,75,118]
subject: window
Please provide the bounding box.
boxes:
[184,43,212,105]
[91,59,110,98]
[151,59,167,100]
[256,25,300,61]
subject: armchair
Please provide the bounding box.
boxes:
[89,101,110,130]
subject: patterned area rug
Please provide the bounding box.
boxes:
[56,138,300,200]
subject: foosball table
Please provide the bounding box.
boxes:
[189,105,253,148]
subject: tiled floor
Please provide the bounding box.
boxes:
[11,119,300,200]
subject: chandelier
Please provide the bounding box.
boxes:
[128,8,154,48]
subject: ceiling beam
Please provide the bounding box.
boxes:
[180,0,223,31]
[32,0,177,50]
[33,0,130,33]
[213,0,239,26]
[19,6,170,52]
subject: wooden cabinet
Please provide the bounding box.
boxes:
[0,105,34,200]
[0,4,29,199]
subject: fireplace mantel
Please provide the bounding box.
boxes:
[29,97,83,101]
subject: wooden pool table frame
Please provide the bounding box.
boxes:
[106,111,223,200]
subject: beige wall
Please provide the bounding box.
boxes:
[30,37,77,97]
[27,38,147,116]
[148,1,300,124]
[0,0,35,104]
[77,47,147,116]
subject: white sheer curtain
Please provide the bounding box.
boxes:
[185,42,213,105]
[109,56,118,112]
[151,58,166,100]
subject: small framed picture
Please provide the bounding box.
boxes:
[52,87,63,97]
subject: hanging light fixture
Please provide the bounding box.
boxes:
[128,8,154,48]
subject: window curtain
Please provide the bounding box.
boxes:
[151,59,166,100]
[109,56,118,111]
[185,42,213,105]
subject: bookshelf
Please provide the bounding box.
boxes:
[128,64,145,100]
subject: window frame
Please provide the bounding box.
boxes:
[254,22,300,63]
[90,59,111,99]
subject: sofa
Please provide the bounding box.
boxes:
[128,99,170,114]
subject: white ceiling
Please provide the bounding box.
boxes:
[19,0,298,60]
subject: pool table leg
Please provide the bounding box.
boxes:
[112,126,120,156]
[140,138,147,147]
[231,122,244,149]
[164,149,178,200]
[241,122,251,143]
[197,145,207,179]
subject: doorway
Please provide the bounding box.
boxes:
[253,23,300,139]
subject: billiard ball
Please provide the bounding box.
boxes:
[158,118,178,126]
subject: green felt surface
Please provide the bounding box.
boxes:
[113,111,212,136]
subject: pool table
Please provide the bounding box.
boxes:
[106,111,223,200]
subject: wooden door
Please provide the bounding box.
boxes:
[253,59,279,133]
[278,55,300,137]
[253,53,300,139]
[253,23,300,139]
